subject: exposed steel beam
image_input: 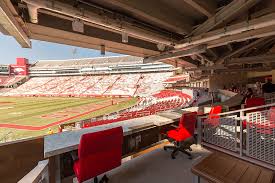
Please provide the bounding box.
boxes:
[226,54,275,65]
[175,13,275,49]
[143,45,206,63]
[183,0,215,18]
[190,0,261,36]
[0,0,31,47]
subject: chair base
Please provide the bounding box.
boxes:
[164,145,193,159]
[164,137,194,159]
[94,175,109,183]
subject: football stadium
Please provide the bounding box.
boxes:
[1,0,275,183]
[0,56,191,141]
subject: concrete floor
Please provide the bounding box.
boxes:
[70,144,210,183]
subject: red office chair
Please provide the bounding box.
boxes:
[209,105,222,119]
[245,97,265,109]
[164,112,197,159]
[203,105,222,127]
[242,97,265,129]
[73,127,123,183]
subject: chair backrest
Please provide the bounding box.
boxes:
[179,112,197,136]
[78,127,123,182]
[245,97,266,114]
[208,105,222,119]
[245,97,265,108]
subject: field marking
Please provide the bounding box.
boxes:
[0,107,14,110]
[0,103,114,130]
[0,102,14,104]
[39,103,97,119]
[9,112,22,115]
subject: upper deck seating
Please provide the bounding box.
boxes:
[0,76,24,87]
[136,73,173,96]
[5,72,173,97]
[104,74,140,96]
[86,75,118,95]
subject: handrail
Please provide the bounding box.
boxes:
[203,102,275,117]
[198,103,275,170]
[18,159,49,183]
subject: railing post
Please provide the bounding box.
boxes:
[39,160,49,183]
[197,116,202,147]
[239,111,244,157]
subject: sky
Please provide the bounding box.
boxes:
[0,33,123,64]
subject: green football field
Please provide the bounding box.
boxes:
[0,97,137,142]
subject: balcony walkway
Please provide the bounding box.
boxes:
[67,144,210,183]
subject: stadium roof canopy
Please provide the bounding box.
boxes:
[0,0,275,72]
[34,55,143,67]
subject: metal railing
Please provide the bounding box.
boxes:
[203,115,238,152]
[198,102,275,170]
[18,160,49,183]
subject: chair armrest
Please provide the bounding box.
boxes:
[170,124,178,128]
[70,151,79,162]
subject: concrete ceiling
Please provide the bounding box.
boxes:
[0,0,275,71]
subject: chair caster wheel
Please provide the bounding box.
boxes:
[188,156,193,160]
[99,175,109,183]
[171,155,176,159]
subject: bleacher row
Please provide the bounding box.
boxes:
[163,75,187,83]
[153,90,190,99]
[81,90,192,128]
[1,72,173,97]
[0,76,24,87]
